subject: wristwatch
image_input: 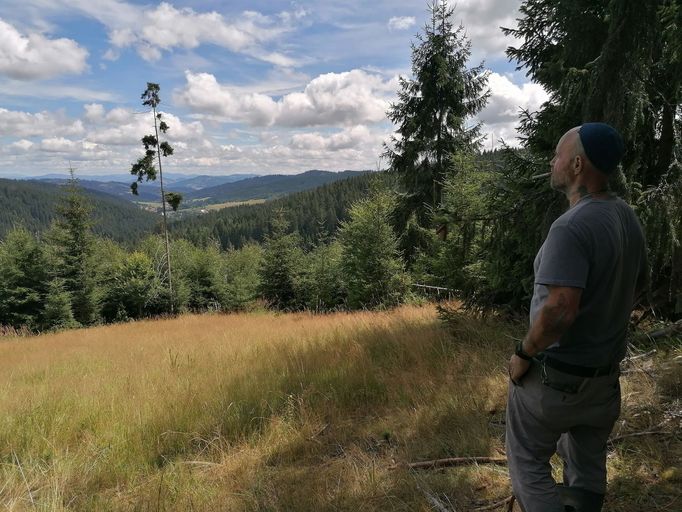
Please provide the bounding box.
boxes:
[515,341,533,361]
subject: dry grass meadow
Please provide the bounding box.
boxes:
[0,305,679,511]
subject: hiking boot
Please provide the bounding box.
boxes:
[557,484,605,512]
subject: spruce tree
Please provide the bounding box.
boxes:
[173,239,226,311]
[50,169,98,325]
[339,191,409,309]
[258,211,304,310]
[298,240,346,311]
[42,278,78,330]
[0,228,50,329]
[383,0,489,228]
[222,244,262,311]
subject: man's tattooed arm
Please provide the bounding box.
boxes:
[522,286,582,356]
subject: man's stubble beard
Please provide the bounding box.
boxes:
[550,174,565,192]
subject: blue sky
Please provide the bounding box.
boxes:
[0,0,547,177]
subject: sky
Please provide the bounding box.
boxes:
[0,0,548,177]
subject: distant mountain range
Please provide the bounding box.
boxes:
[170,174,258,191]
[24,172,256,184]
[182,170,369,207]
[27,173,259,203]
[17,170,368,212]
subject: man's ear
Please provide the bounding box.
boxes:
[573,155,583,175]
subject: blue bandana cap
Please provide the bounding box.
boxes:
[578,123,625,175]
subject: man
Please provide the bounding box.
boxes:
[505,123,649,512]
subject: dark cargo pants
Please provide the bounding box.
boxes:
[505,360,620,512]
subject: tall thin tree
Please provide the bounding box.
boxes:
[130,83,181,313]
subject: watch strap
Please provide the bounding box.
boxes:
[515,341,533,361]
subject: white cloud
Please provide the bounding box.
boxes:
[388,16,416,31]
[102,48,119,61]
[176,69,397,128]
[277,70,396,127]
[83,105,205,146]
[0,81,118,102]
[98,2,303,65]
[290,125,375,151]
[454,0,523,58]
[0,103,208,175]
[102,107,132,125]
[0,108,85,138]
[2,1,305,66]
[250,50,300,68]
[10,139,34,151]
[136,43,162,62]
[483,73,548,123]
[174,72,279,126]
[109,27,136,47]
[36,137,113,161]
[83,103,105,122]
[478,72,548,146]
[40,136,80,152]
[0,18,88,80]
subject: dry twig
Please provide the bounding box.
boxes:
[423,491,453,512]
[472,495,515,511]
[624,349,657,362]
[633,320,682,343]
[608,430,674,445]
[402,456,507,470]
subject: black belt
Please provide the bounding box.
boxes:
[537,354,616,378]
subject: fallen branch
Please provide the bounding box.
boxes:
[402,456,507,470]
[608,430,673,445]
[472,495,515,511]
[633,319,682,343]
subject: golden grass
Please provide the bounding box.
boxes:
[0,305,678,511]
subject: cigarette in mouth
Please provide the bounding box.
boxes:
[530,172,551,180]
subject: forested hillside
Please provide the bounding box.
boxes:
[36,177,163,202]
[170,172,377,248]
[0,179,159,243]
[182,170,368,207]
[170,173,258,191]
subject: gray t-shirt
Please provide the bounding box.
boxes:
[530,195,647,367]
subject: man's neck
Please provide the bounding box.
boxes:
[567,184,610,207]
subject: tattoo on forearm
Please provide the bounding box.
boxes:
[544,292,569,334]
[527,293,571,353]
